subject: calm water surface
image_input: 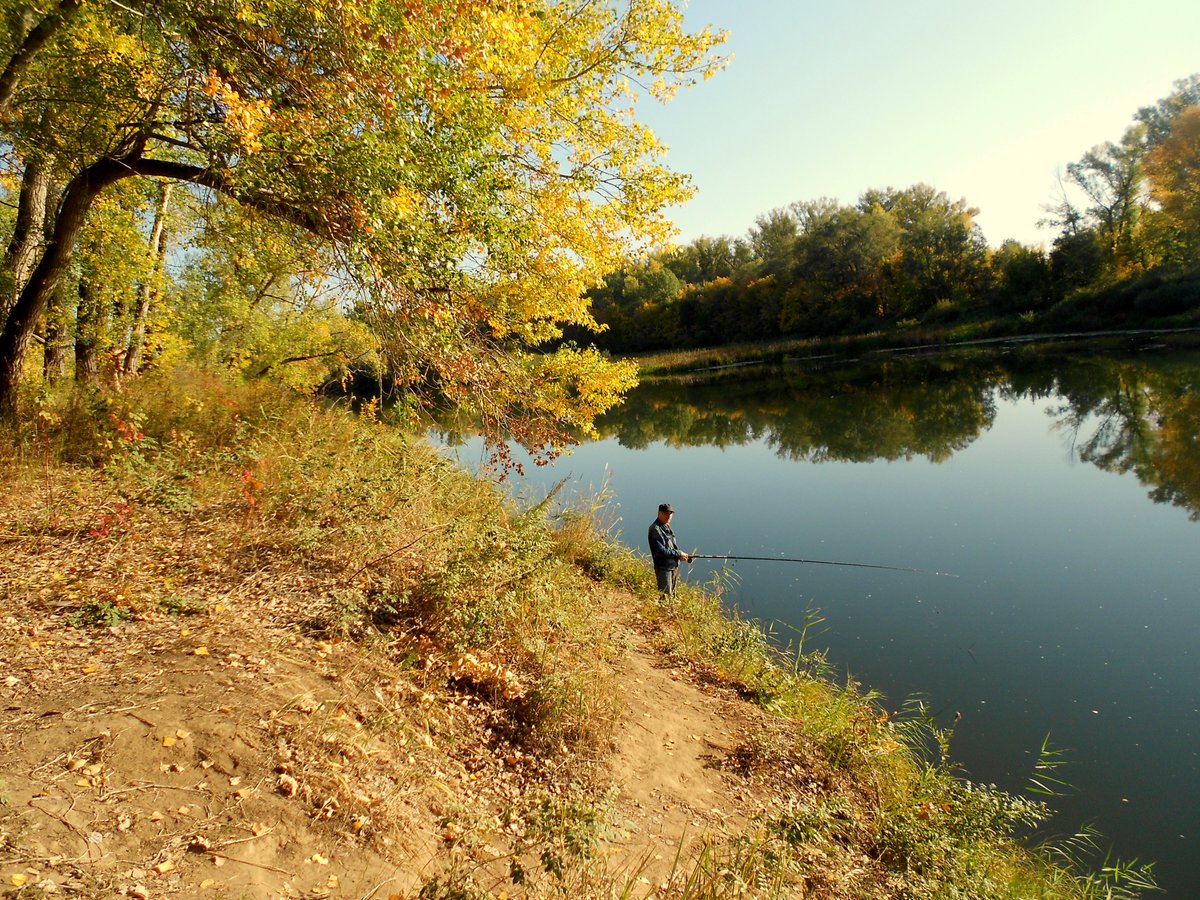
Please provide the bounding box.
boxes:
[437,341,1200,894]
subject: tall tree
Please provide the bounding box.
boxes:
[784,201,901,330]
[747,208,799,279]
[990,240,1052,312]
[856,184,989,317]
[42,283,69,383]
[1144,104,1200,265]
[0,0,726,451]
[662,235,749,284]
[1050,129,1149,275]
[1135,74,1200,147]
[124,183,173,375]
[63,185,160,383]
[0,149,51,322]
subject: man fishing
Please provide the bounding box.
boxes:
[648,502,691,597]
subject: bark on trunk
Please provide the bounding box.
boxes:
[43,285,69,383]
[0,156,129,416]
[74,279,99,384]
[1,155,51,321]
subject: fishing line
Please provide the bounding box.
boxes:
[689,554,958,578]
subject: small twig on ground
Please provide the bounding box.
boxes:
[216,827,274,848]
[209,850,292,874]
[98,781,212,801]
[122,710,158,729]
[28,794,97,862]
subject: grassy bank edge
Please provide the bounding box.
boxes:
[633,325,1200,379]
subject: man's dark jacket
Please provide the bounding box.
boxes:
[648,519,682,570]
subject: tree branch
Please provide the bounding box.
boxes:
[254,349,343,377]
[121,157,348,240]
[0,0,83,118]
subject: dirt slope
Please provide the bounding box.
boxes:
[0,504,777,899]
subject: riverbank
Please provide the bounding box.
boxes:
[0,370,1155,898]
[634,324,1200,378]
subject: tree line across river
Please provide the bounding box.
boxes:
[574,75,1200,355]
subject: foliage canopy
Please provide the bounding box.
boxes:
[0,0,726,452]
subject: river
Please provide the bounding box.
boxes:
[435,337,1200,894]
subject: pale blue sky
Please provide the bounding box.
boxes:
[640,1,1200,248]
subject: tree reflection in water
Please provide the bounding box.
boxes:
[593,343,1200,520]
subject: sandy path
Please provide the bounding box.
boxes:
[602,622,766,891]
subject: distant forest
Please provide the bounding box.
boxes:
[575,75,1200,354]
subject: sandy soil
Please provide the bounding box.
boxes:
[0,502,779,899]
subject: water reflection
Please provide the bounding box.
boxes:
[594,346,1200,519]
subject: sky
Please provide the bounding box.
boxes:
[638,0,1200,249]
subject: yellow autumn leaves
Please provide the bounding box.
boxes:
[201,72,272,155]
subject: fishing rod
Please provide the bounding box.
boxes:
[689,553,958,578]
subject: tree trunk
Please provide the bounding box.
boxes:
[74,279,99,384]
[43,284,69,383]
[125,182,172,375]
[0,155,130,416]
[1,154,51,322]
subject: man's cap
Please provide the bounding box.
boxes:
[658,503,674,513]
